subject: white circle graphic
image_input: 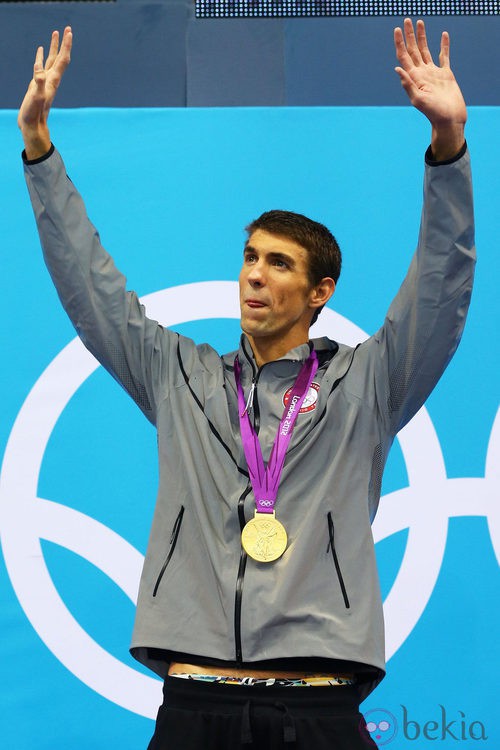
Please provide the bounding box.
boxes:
[0,281,497,718]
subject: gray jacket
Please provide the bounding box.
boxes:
[24,145,475,699]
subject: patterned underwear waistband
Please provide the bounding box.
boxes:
[169,672,356,687]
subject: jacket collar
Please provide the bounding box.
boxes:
[223,335,339,380]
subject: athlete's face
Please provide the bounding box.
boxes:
[239,230,319,353]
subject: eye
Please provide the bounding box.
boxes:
[272,258,289,269]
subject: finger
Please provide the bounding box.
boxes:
[439,30,450,68]
[61,25,73,54]
[394,65,416,93]
[394,66,426,112]
[33,45,44,74]
[403,18,421,64]
[45,30,60,71]
[394,26,414,71]
[416,19,433,65]
[53,26,72,75]
[33,45,46,92]
[21,45,47,124]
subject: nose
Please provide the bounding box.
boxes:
[247,261,265,288]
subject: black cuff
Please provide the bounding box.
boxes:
[425,140,467,167]
[22,143,55,165]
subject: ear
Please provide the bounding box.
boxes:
[309,277,335,311]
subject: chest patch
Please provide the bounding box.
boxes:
[282,381,320,414]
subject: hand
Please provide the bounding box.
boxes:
[18,27,73,160]
[394,19,466,161]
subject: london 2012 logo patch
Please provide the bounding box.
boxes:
[283,382,320,413]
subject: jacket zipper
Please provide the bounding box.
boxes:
[234,343,316,661]
[241,339,261,433]
[234,345,262,664]
[327,511,350,609]
[234,484,252,665]
[152,506,185,597]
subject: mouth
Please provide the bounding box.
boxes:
[245,299,267,309]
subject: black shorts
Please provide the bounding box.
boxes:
[147,676,378,749]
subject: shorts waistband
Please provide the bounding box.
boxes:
[162,674,364,746]
[163,674,361,714]
[169,672,356,687]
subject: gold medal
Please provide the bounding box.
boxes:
[241,510,288,563]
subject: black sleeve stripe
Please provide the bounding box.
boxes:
[176,336,249,478]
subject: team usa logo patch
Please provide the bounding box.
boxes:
[283,382,320,413]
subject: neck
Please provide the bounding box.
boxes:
[246,333,310,368]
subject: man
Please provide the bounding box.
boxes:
[19,18,475,750]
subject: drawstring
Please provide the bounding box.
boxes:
[241,381,256,416]
[241,700,253,744]
[274,701,297,744]
[240,700,297,745]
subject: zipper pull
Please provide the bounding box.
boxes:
[241,380,256,416]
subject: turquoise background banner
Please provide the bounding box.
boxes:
[1,106,498,748]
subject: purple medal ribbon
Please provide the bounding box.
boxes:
[234,350,319,514]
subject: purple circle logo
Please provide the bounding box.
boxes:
[362,709,398,746]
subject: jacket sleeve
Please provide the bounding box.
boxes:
[363,144,476,435]
[24,146,177,426]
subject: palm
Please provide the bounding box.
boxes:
[18,28,72,131]
[394,19,467,127]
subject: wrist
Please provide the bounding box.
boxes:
[431,122,466,162]
[21,125,51,161]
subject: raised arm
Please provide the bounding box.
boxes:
[19,27,184,425]
[394,18,466,161]
[18,27,72,160]
[356,21,474,437]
